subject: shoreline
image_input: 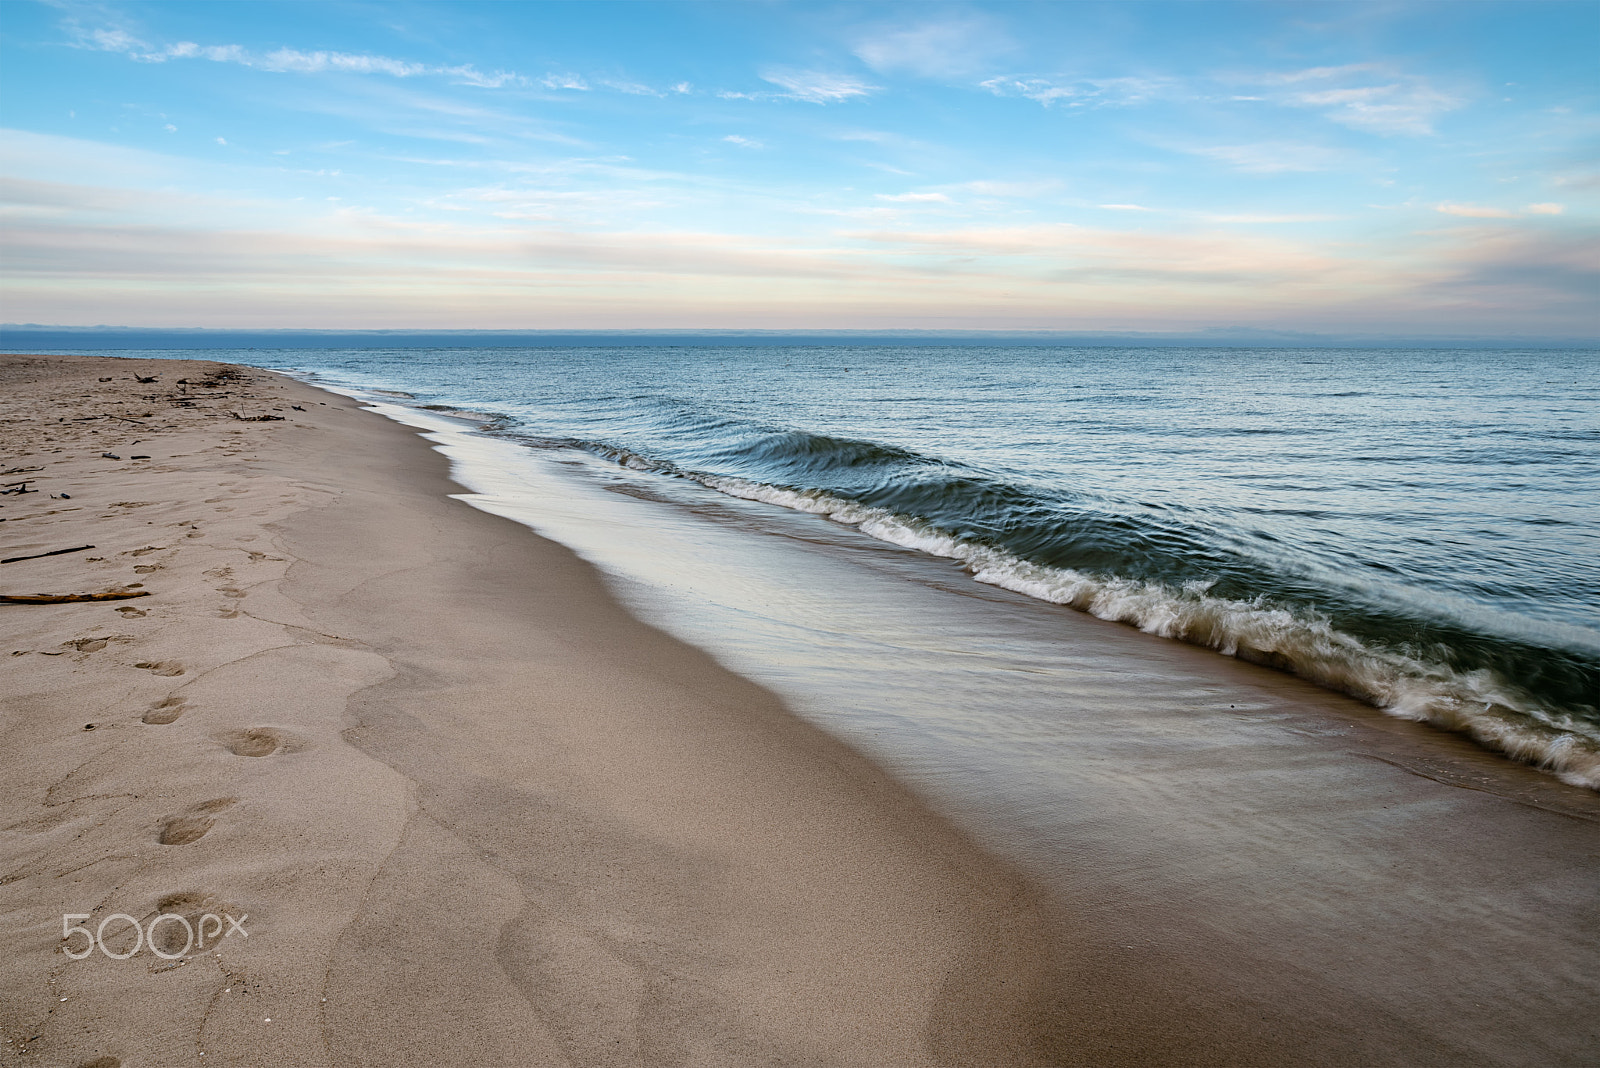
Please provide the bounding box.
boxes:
[0,354,1063,1065]
[5,353,1598,1066]
[327,382,1599,795]
[331,370,1600,1065]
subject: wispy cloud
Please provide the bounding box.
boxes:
[852,15,1014,78]
[1436,202,1517,219]
[1435,202,1565,219]
[539,73,589,91]
[954,179,1062,198]
[759,69,878,104]
[723,135,763,149]
[979,75,1170,108]
[601,79,662,97]
[63,17,534,90]
[875,192,952,204]
[1242,64,1461,136]
[1184,141,1349,174]
[1202,213,1344,224]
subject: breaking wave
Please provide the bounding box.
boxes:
[548,429,1600,791]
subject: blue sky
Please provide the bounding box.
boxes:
[1,1,1595,336]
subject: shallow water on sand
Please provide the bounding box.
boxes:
[349,395,1600,1065]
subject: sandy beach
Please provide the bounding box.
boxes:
[4,354,1599,1068]
[0,355,1063,1066]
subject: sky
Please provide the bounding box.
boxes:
[1,0,1596,337]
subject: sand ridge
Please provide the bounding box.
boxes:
[0,355,1065,1067]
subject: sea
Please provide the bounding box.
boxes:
[234,345,1598,789]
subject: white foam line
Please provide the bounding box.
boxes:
[694,472,1600,791]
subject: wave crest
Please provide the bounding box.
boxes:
[692,471,1600,790]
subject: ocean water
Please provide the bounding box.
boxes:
[49,344,1600,787]
[274,345,1600,789]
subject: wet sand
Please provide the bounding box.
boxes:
[0,355,1060,1066]
[362,391,1600,1067]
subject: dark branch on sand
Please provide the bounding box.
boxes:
[2,545,95,565]
[1,590,150,604]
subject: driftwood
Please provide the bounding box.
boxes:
[231,412,285,422]
[2,480,35,495]
[1,591,149,604]
[2,544,94,565]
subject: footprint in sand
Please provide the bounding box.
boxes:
[223,727,289,757]
[157,798,236,846]
[143,696,186,724]
[218,587,246,599]
[115,606,147,617]
[134,660,184,676]
[76,1058,120,1068]
[146,890,235,955]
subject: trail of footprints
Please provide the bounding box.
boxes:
[42,468,314,1041]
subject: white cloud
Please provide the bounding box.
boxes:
[955,179,1061,198]
[1434,202,1567,219]
[723,135,763,149]
[1186,142,1348,174]
[602,79,662,97]
[539,73,589,91]
[875,192,952,203]
[1203,213,1344,224]
[215,137,227,145]
[1247,65,1460,136]
[257,48,428,76]
[1100,203,1154,212]
[64,21,530,89]
[979,75,1169,109]
[760,69,878,104]
[1436,203,1517,218]
[164,123,177,133]
[979,77,1081,106]
[853,15,1014,78]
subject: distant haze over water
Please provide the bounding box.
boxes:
[5,327,1596,350]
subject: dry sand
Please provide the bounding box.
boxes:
[0,355,1063,1067]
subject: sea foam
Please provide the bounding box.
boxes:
[682,468,1600,791]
